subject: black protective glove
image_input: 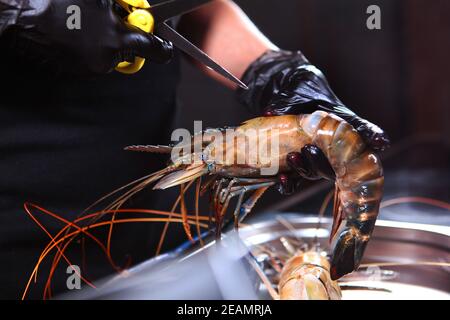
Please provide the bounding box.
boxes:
[237,50,390,195]
[277,145,336,195]
[0,0,173,74]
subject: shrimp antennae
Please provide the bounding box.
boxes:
[83,170,166,214]
[315,188,335,247]
[180,184,195,243]
[156,179,197,255]
[195,177,205,246]
[22,204,212,299]
[359,261,450,268]
[381,197,450,210]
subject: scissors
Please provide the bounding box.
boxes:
[115,0,248,89]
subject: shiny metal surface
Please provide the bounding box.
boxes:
[240,214,450,296]
[63,215,449,299]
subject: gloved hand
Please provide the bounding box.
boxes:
[2,0,173,73]
[277,145,336,195]
[237,50,390,195]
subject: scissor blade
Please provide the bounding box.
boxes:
[150,0,214,22]
[157,23,248,89]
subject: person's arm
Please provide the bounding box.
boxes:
[178,0,277,88]
[180,0,389,149]
[180,0,390,195]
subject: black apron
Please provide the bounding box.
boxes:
[0,25,182,299]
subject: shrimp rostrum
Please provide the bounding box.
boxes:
[119,110,384,279]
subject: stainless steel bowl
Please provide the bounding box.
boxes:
[240,214,450,299]
[64,214,449,300]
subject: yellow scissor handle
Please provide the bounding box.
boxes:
[115,0,154,74]
[117,0,150,10]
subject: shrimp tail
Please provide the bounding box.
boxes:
[329,175,384,280]
[153,163,209,190]
[330,228,368,281]
[300,111,385,280]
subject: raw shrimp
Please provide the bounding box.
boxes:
[278,248,342,300]
[97,110,385,279]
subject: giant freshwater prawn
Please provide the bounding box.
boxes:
[21,111,450,299]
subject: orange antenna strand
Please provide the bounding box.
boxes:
[22,203,212,299]
[381,197,450,211]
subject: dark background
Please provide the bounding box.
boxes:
[3,0,449,300]
[176,0,450,220]
[4,0,448,300]
[178,0,449,143]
